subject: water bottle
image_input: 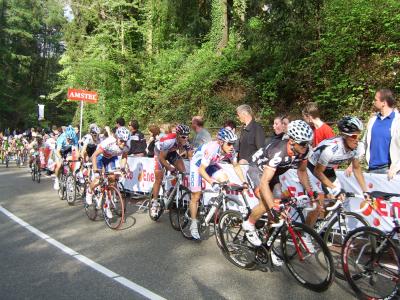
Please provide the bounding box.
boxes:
[204,197,219,225]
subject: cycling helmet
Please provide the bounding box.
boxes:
[217,128,237,143]
[287,120,314,143]
[65,126,76,139]
[175,124,190,136]
[89,123,100,135]
[115,126,130,142]
[338,116,364,134]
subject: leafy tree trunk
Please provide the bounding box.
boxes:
[217,0,228,51]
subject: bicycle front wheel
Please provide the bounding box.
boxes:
[324,211,369,280]
[342,226,400,300]
[58,175,66,200]
[103,186,125,230]
[218,210,256,269]
[281,222,334,292]
[31,165,36,181]
[36,163,41,183]
[66,175,77,205]
[147,185,165,221]
[169,186,189,231]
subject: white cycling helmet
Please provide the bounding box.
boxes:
[89,123,100,134]
[338,116,364,134]
[115,126,130,142]
[287,120,313,143]
[217,128,237,143]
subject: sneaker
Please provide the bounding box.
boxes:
[242,220,262,246]
[105,206,113,219]
[302,234,316,254]
[85,192,93,205]
[150,200,160,218]
[53,178,59,190]
[190,219,200,240]
[271,252,284,267]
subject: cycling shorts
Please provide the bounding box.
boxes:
[96,155,118,172]
[154,151,181,171]
[189,164,225,192]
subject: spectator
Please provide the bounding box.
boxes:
[160,123,173,138]
[223,119,239,152]
[363,89,400,179]
[128,119,147,156]
[115,117,125,128]
[191,116,212,149]
[302,102,335,147]
[147,124,160,157]
[236,104,265,164]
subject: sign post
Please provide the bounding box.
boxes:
[67,88,98,140]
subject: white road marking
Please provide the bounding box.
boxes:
[0,205,166,300]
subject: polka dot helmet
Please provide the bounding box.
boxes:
[287,120,313,143]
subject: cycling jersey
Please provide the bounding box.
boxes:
[154,133,192,155]
[251,139,309,174]
[308,136,363,169]
[154,133,192,170]
[247,139,309,190]
[81,134,100,157]
[98,136,129,158]
[190,141,237,192]
[56,132,78,150]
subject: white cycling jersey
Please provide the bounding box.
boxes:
[309,136,363,169]
[98,136,129,158]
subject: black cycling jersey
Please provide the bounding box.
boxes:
[250,139,309,177]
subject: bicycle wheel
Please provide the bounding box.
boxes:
[342,226,400,300]
[5,155,8,168]
[58,175,66,200]
[177,194,193,239]
[169,186,189,231]
[324,211,369,280]
[31,164,36,181]
[218,210,256,269]
[36,162,41,183]
[66,175,77,205]
[281,222,334,292]
[103,186,125,230]
[147,185,165,221]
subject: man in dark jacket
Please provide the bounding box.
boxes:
[236,104,265,164]
[128,119,147,156]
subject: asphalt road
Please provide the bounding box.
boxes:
[0,164,357,299]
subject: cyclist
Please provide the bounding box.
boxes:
[1,136,9,163]
[86,126,130,213]
[28,134,44,170]
[15,135,25,166]
[307,116,371,226]
[189,128,248,240]
[243,120,316,248]
[53,126,79,190]
[150,124,193,218]
[80,124,101,161]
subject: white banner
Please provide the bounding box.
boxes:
[38,104,45,121]
[121,157,400,231]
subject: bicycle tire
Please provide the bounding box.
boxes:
[31,165,36,181]
[281,222,334,292]
[169,186,189,231]
[177,194,194,240]
[58,174,66,200]
[5,155,8,168]
[36,167,41,183]
[342,226,400,300]
[218,210,256,269]
[324,211,369,280]
[103,185,125,230]
[66,175,77,205]
[148,185,165,221]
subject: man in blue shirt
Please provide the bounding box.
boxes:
[363,89,400,179]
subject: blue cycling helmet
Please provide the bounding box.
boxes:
[217,128,237,143]
[65,126,76,139]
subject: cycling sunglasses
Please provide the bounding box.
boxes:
[226,142,235,146]
[296,141,310,147]
[342,132,361,139]
[180,135,189,139]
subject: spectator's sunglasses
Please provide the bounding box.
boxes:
[342,132,361,140]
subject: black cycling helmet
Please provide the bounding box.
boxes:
[175,124,190,136]
[337,116,364,134]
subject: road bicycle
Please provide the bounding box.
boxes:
[342,191,400,299]
[30,151,41,183]
[293,192,369,279]
[218,195,335,292]
[177,182,243,243]
[147,170,190,230]
[85,169,125,230]
[58,159,81,205]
